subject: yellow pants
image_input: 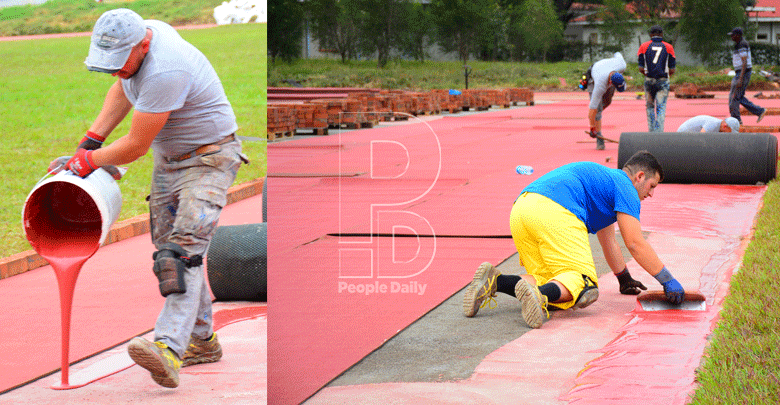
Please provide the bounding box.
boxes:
[510,192,598,310]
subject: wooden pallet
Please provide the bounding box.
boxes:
[754,92,780,99]
[268,130,294,141]
[739,125,780,133]
[509,88,534,105]
[741,107,780,116]
[329,122,360,129]
[673,83,715,99]
[674,93,715,99]
[295,127,329,135]
[463,106,490,111]
[383,113,410,121]
[328,121,375,129]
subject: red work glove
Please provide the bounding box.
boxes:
[66,149,97,178]
[76,131,106,151]
[588,127,598,138]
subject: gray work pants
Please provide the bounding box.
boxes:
[149,139,243,357]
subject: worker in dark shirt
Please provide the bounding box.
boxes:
[728,27,766,124]
[638,25,675,132]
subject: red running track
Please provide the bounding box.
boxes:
[268,91,777,405]
[0,194,262,394]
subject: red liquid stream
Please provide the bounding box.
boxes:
[38,234,100,389]
[45,251,96,388]
[24,181,102,389]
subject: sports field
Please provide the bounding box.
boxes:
[265,88,780,404]
[0,22,266,259]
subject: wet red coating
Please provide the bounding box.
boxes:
[23,181,103,388]
[213,305,267,330]
[564,185,763,404]
[1,192,262,394]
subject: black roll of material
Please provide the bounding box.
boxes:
[617,132,777,184]
[207,223,267,302]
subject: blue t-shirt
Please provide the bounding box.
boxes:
[521,162,641,233]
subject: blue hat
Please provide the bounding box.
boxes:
[610,72,626,92]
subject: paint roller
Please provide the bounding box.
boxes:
[637,290,706,311]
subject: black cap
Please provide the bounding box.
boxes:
[650,25,663,35]
[728,27,743,36]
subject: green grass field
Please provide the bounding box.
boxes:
[0,23,266,258]
[689,178,780,404]
[0,0,224,36]
[269,58,771,92]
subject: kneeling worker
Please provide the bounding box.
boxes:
[463,151,686,328]
[677,115,740,133]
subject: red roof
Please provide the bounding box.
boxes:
[570,0,780,23]
[751,0,780,18]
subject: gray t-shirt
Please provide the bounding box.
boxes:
[676,115,722,132]
[588,52,626,110]
[121,20,238,157]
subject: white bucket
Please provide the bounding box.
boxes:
[23,168,124,255]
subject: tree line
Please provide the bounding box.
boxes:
[269,0,766,67]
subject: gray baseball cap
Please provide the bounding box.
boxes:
[724,117,740,132]
[84,9,146,74]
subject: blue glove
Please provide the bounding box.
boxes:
[653,267,685,305]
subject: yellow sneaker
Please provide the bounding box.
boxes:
[462,262,501,317]
[128,337,181,388]
[573,277,599,310]
[182,333,223,367]
[514,279,549,328]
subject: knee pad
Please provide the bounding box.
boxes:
[152,243,202,297]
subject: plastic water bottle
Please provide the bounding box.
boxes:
[516,165,534,175]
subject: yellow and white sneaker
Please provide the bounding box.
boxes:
[514,279,549,328]
[462,262,501,317]
[128,337,182,388]
[182,333,223,367]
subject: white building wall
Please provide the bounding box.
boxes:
[565,22,703,66]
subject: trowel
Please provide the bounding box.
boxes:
[637,290,706,311]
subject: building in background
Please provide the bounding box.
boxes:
[296,0,780,66]
[565,0,780,65]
